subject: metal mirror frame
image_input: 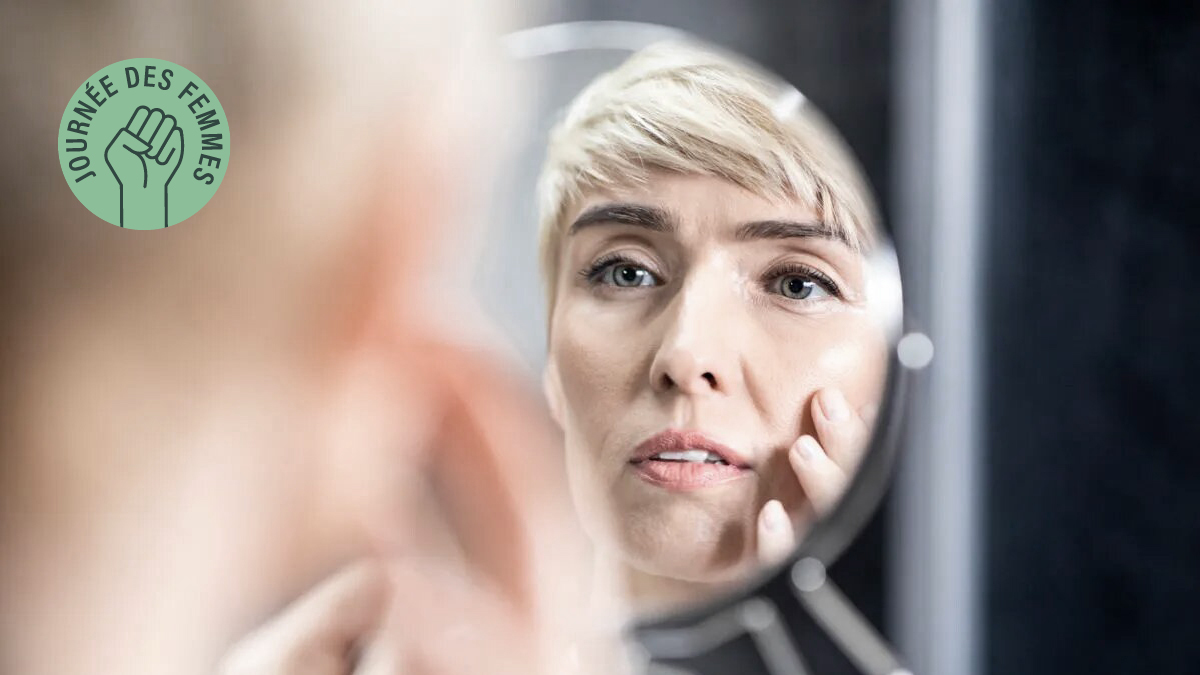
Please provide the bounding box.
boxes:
[502,21,926,674]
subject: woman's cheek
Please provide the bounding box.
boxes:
[803,319,888,405]
[554,303,633,426]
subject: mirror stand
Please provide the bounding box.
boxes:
[635,558,908,675]
[791,559,909,675]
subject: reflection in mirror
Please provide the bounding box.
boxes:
[480,32,902,620]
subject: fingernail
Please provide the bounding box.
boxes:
[793,435,822,462]
[763,500,788,531]
[820,389,850,422]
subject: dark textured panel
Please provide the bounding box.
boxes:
[985,2,1200,674]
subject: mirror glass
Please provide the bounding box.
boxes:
[474,22,903,620]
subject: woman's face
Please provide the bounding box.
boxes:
[545,172,888,584]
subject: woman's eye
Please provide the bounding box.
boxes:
[602,263,657,287]
[774,275,831,300]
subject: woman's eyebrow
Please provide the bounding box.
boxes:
[734,219,848,245]
[568,203,675,234]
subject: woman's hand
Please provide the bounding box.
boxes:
[218,340,629,675]
[219,557,539,675]
[218,561,388,675]
[756,388,877,565]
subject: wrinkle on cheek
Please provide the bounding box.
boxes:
[552,303,645,459]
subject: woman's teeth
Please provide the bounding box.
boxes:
[651,449,730,464]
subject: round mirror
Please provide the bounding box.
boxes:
[476,21,908,641]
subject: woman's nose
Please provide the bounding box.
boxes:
[647,284,742,396]
[651,348,722,394]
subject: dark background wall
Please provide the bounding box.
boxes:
[985,2,1200,674]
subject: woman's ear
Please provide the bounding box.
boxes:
[542,356,566,429]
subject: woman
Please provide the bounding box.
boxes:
[537,42,889,614]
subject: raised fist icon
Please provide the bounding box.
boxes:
[104,106,184,228]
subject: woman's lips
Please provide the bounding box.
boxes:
[631,459,751,489]
[628,429,753,490]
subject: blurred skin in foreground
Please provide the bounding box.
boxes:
[0,2,624,674]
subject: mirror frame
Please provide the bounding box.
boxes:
[501,20,920,668]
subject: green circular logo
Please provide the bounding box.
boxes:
[58,58,229,229]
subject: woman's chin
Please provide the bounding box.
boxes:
[616,500,759,585]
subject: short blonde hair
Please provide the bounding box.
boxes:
[536,41,879,314]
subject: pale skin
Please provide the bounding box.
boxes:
[543,171,888,613]
[218,171,887,667]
